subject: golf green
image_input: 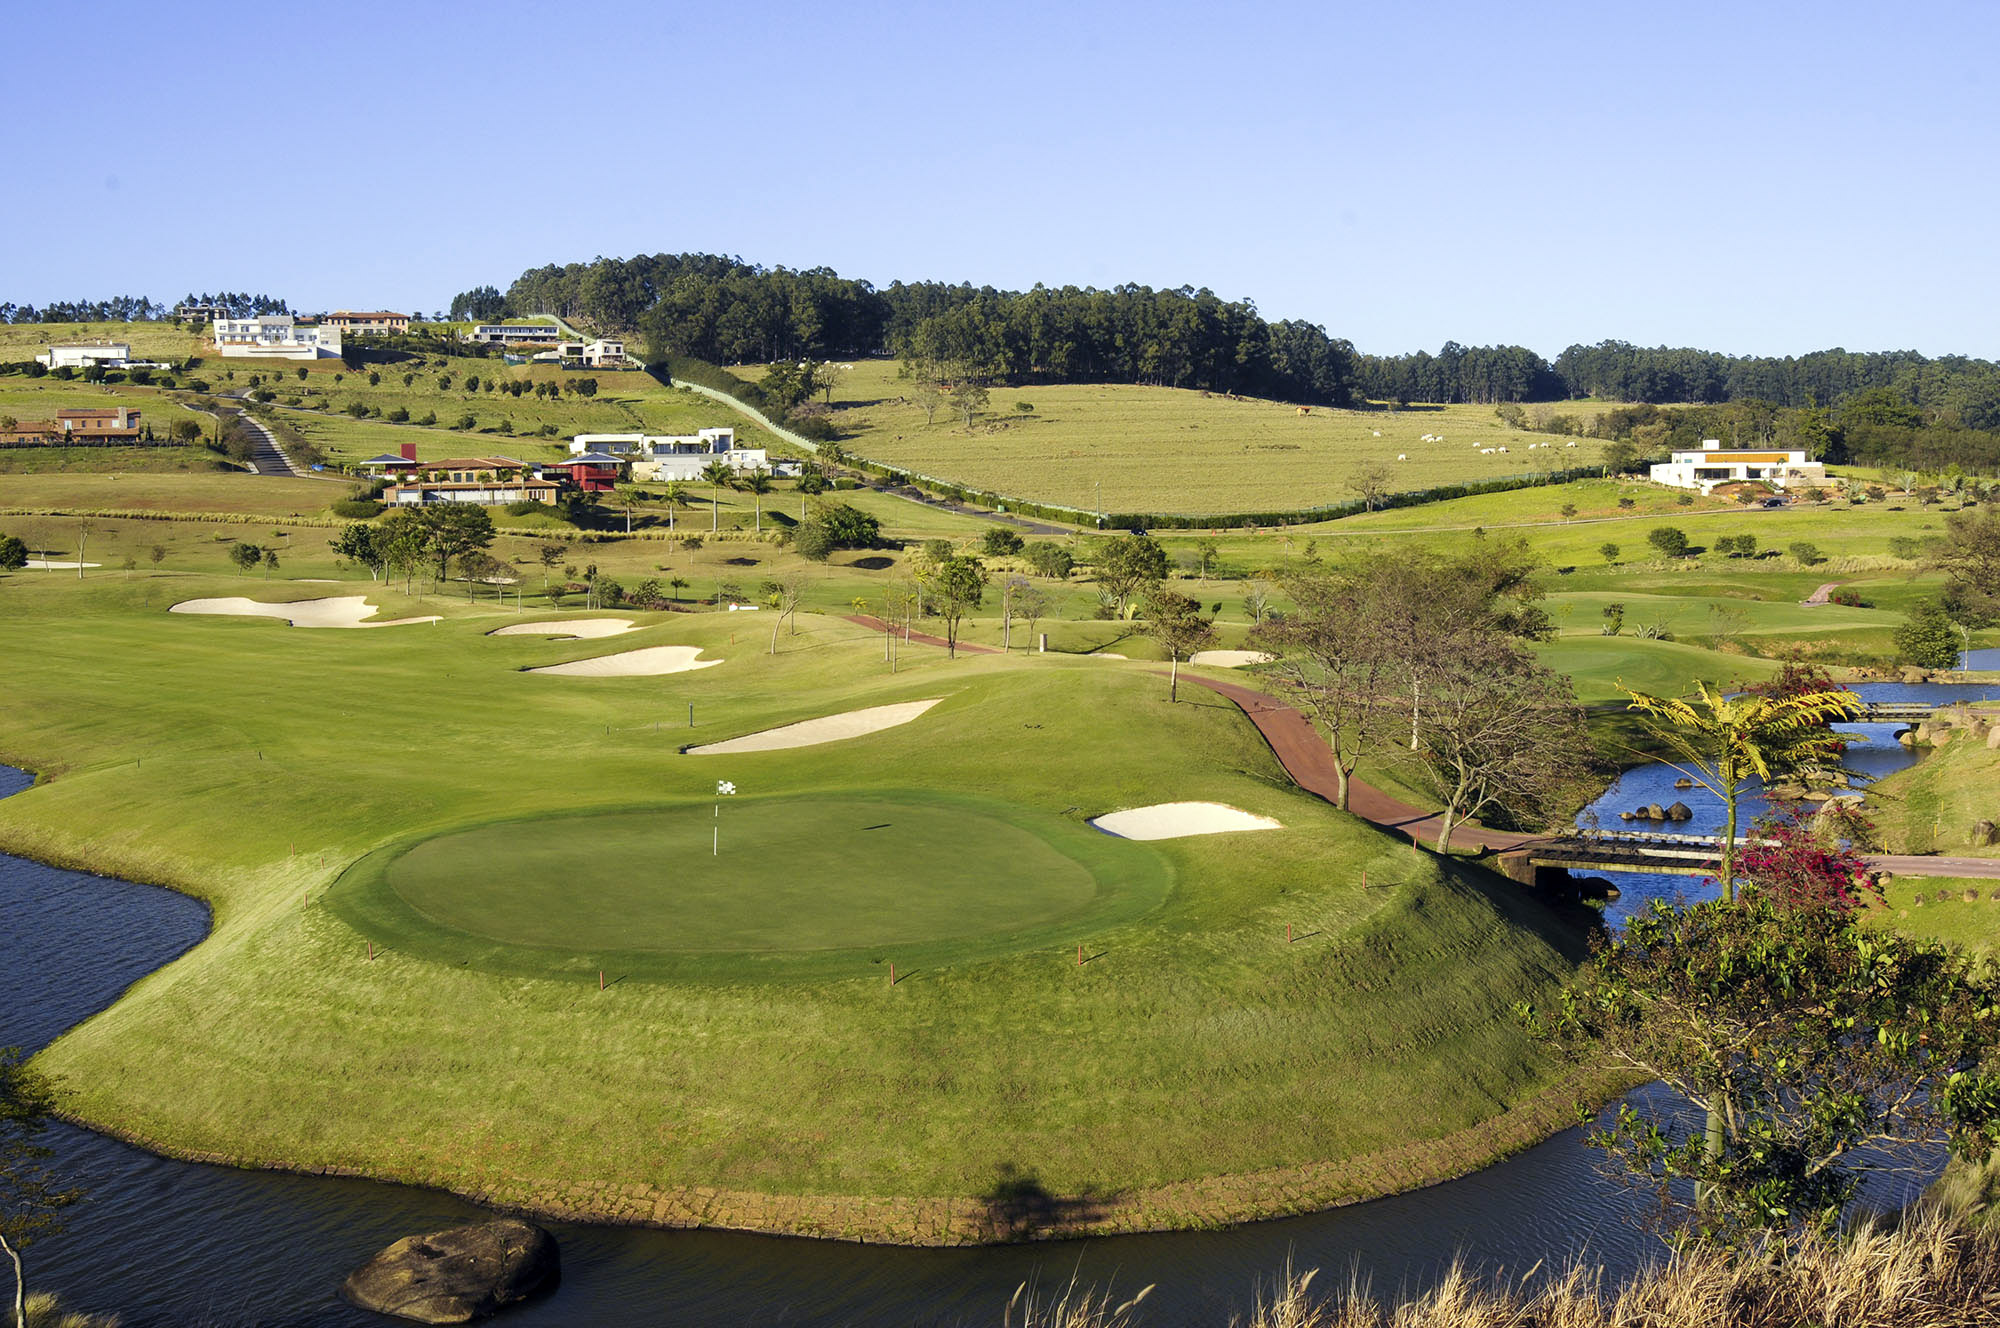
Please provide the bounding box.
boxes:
[330,792,1174,981]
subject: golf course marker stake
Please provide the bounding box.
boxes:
[1077,944,1083,967]
[1362,870,1367,889]
[1287,923,1292,943]
[599,970,605,991]
[888,962,895,985]
[367,941,374,961]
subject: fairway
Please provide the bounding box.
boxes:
[336,793,1175,978]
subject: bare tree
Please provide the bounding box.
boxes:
[1253,571,1396,810]
[1004,575,1048,652]
[1350,463,1394,513]
[769,573,806,653]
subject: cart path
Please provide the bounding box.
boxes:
[1175,674,1532,852]
[841,614,1002,655]
[1802,581,1843,606]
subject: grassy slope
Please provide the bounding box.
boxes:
[2,573,1590,1226]
[802,360,1612,515]
[1868,729,2000,856]
[0,321,204,361]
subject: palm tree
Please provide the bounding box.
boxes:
[662,481,689,532]
[700,460,732,532]
[1623,682,1858,899]
[743,469,772,533]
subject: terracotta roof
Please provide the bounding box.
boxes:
[57,409,134,420]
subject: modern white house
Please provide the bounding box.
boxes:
[467,323,562,346]
[1648,439,1827,494]
[213,315,343,360]
[325,310,411,335]
[567,427,774,482]
[539,338,628,368]
[36,343,134,370]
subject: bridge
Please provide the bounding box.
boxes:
[1512,829,1761,877]
[1851,701,1953,723]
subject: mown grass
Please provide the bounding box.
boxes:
[0,319,203,361]
[1,572,1593,1219]
[800,360,1612,515]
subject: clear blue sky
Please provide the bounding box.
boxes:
[17,0,1998,359]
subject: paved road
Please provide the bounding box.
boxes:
[223,396,301,476]
[1802,581,1843,606]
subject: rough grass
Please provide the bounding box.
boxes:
[0,318,203,361]
[1,575,1592,1233]
[1868,728,2000,858]
[806,360,1612,515]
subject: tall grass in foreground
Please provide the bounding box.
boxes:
[20,1290,120,1327]
[1014,1208,2000,1328]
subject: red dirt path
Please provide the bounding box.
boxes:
[841,614,1001,655]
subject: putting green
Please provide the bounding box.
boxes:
[329,792,1174,981]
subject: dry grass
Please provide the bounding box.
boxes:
[1034,1208,2000,1326]
[20,1291,121,1328]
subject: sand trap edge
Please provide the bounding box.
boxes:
[1089,801,1284,840]
[686,699,944,754]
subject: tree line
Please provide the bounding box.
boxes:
[0,293,296,323]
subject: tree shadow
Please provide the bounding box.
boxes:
[977,1163,1111,1241]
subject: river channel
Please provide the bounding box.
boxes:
[7,677,1981,1324]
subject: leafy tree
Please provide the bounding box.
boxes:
[1788,540,1823,566]
[1559,503,1578,521]
[700,459,733,531]
[1599,541,1620,565]
[1002,575,1048,651]
[1526,895,2000,1246]
[1025,542,1074,580]
[950,379,988,428]
[1254,567,1400,809]
[1600,602,1624,636]
[149,544,166,569]
[1622,683,1858,895]
[1896,597,1963,670]
[1091,532,1168,617]
[1647,525,1690,558]
[262,549,280,578]
[0,536,24,572]
[0,1049,82,1328]
[331,523,387,579]
[228,541,263,573]
[981,527,1024,557]
[1139,588,1216,701]
[793,502,880,562]
[1934,507,2000,625]
[407,504,496,585]
[741,470,772,533]
[929,554,987,658]
[169,419,202,445]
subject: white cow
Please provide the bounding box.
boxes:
[1397,453,1408,461]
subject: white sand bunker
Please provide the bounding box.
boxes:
[1086,652,1129,660]
[170,596,441,629]
[527,645,719,677]
[1090,801,1283,840]
[1191,650,1274,668]
[687,699,943,754]
[25,559,101,570]
[490,618,635,640]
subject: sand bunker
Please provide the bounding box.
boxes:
[1090,802,1283,840]
[1086,652,1129,660]
[490,618,635,640]
[687,699,943,754]
[25,559,101,570]
[527,645,719,677]
[1191,650,1274,668]
[170,596,441,629]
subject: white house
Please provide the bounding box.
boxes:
[544,338,628,368]
[213,315,343,360]
[1648,439,1827,495]
[467,323,562,346]
[568,427,772,482]
[36,343,133,370]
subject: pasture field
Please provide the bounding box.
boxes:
[786,359,1614,515]
[0,320,204,362]
[0,379,215,439]
[0,571,1595,1238]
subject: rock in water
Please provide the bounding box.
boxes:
[1672,777,1695,790]
[340,1219,559,1323]
[1645,803,1667,821]
[1665,801,1693,822]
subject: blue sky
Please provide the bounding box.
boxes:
[15,0,1997,358]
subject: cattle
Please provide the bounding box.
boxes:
[1295,406,1311,416]
[1397,453,1408,461]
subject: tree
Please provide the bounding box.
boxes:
[1788,540,1823,566]
[766,573,806,652]
[1192,537,1221,579]
[331,523,388,579]
[793,502,881,562]
[1349,462,1394,513]
[1622,682,1858,897]
[981,527,1024,558]
[1025,542,1073,581]
[1599,541,1620,565]
[1005,576,1049,651]
[1526,895,2000,1246]
[458,549,509,600]
[1933,507,2000,625]
[148,544,166,569]
[1560,503,1578,521]
[1091,532,1168,617]
[169,419,202,445]
[1896,597,1962,670]
[1139,588,1215,702]
[408,504,496,585]
[662,481,690,531]
[929,555,987,658]
[742,470,772,534]
[1,1048,84,1328]
[1403,636,1590,850]
[911,375,945,426]
[950,379,988,428]
[1253,569,1398,810]
[228,541,263,573]
[0,537,24,572]
[1647,525,1690,558]
[261,549,280,578]
[701,459,733,532]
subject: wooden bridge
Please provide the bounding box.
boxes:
[1851,701,1951,723]
[1513,829,1754,877]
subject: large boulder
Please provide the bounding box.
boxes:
[1973,820,1998,848]
[1665,801,1694,822]
[1987,725,2000,751]
[340,1219,559,1324]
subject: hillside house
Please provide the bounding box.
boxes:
[543,338,628,368]
[57,407,143,439]
[325,310,411,335]
[173,302,228,324]
[1648,439,1827,494]
[214,315,343,360]
[0,420,60,445]
[543,452,626,493]
[36,343,133,370]
[567,427,772,482]
[467,324,562,346]
[372,453,561,507]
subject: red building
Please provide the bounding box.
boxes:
[543,452,625,493]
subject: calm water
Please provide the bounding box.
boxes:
[5,677,1962,1327]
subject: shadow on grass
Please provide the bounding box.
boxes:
[978,1163,1111,1241]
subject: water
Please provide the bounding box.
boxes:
[1577,681,2000,927]
[2,687,1958,1328]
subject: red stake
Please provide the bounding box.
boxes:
[1362,869,1368,889]
[367,940,374,961]
[888,961,895,985]
[1287,923,1292,943]
[599,970,605,991]
[1077,944,1083,967]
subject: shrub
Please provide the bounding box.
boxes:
[505,500,551,517]
[330,498,384,519]
[1829,588,1872,608]
[1026,542,1076,580]
[1647,525,1690,557]
[1617,496,1636,509]
[1790,541,1824,566]
[1888,536,1924,560]
[387,407,409,423]
[982,527,1025,557]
